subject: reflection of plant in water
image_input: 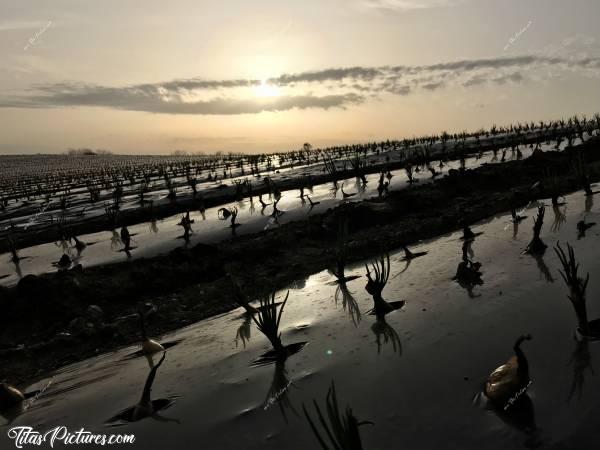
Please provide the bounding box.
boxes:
[513,221,520,239]
[330,217,362,326]
[106,352,178,424]
[303,382,371,450]
[550,204,567,232]
[577,220,596,239]
[376,172,388,199]
[120,225,132,252]
[235,315,252,348]
[132,352,166,421]
[555,242,596,337]
[270,199,283,219]
[231,281,264,347]
[264,360,298,423]
[544,170,564,207]
[494,394,540,449]
[258,194,271,210]
[178,211,193,241]
[585,195,593,213]
[335,283,361,327]
[149,217,158,234]
[104,202,119,228]
[453,241,483,297]
[371,316,402,355]
[355,179,366,195]
[110,229,122,250]
[56,236,70,253]
[405,164,415,183]
[532,254,554,283]
[252,291,289,356]
[7,232,20,263]
[568,337,594,401]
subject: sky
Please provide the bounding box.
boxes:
[0,0,599,155]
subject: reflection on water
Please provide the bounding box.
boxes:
[334,281,361,327]
[4,188,600,449]
[330,228,362,326]
[576,219,596,239]
[495,395,541,450]
[0,147,531,287]
[263,360,297,423]
[235,315,253,349]
[568,337,594,402]
[110,229,122,250]
[532,253,554,283]
[371,315,402,355]
[585,194,593,213]
[453,241,483,298]
[106,352,178,425]
[551,204,567,232]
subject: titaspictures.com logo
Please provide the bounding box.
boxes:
[6,426,135,448]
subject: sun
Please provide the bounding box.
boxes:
[255,79,281,97]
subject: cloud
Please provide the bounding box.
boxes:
[0,83,364,115]
[271,67,382,85]
[422,81,445,91]
[2,54,599,115]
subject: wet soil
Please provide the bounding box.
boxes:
[1,141,599,385]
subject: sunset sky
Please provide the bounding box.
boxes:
[1,0,599,154]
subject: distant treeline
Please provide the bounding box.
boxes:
[66,148,113,156]
[171,149,245,157]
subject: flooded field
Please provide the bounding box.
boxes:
[3,188,599,449]
[1,144,543,287]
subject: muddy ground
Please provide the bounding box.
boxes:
[1,141,599,385]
